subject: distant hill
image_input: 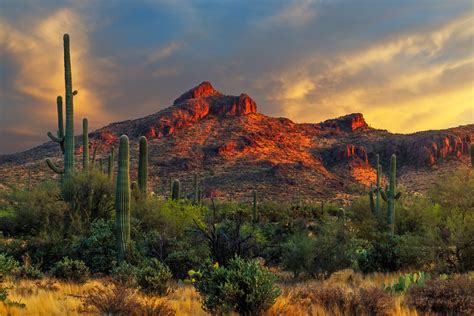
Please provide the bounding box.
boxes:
[1,81,472,202]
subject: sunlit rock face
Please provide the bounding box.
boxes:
[1,81,472,202]
[138,82,258,138]
[320,113,368,132]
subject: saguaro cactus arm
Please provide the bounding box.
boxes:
[46,158,64,174]
[47,132,64,143]
[47,96,65,150]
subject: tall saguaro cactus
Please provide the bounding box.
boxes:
[171,179,181,200]
[46,34,78,195]
[381,154,402,234]
[82,118,89,173]
[115,135,131,261]
[138,136,148,194]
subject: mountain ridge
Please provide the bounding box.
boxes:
[1,81,472,202]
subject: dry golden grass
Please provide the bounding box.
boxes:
[0,271,419,316]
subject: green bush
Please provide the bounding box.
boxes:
[281,232,316,277]
[51,257,90,283]
[0,253,19,277]
[74,219,117,273]
[16,265,44,280]
[311,219,354,278]
[356,234,401,273]
[111,262,139,286]
[0,182,66,238]
[137,258,172,295]
[63,171,114,234]
[192,256,281,315]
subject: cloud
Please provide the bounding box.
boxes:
[0,7,116,153]
[1,0,472,154]
[261,11,474,131]
[147,42,181,64]
[259,0,317,29]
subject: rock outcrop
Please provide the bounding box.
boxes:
[320,113,368,132]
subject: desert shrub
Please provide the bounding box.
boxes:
[139,297,176,316]
[111,261,139,286]
[434,212,474,273]
[406,276,474,315]
[136,258,172,295]
[0,182,66,237]
[133,198,204,238]
[194,209,257,265]
[51,257,90,283]
[164,247,203,280]
[0,253,19,277]
[280,232,316,277]
[358,287,394,316]
[13,237,75,272]
[82,281,142,315]
[74,219,117,273]
[192,256,281,315]
[311,219,354,278]
[356,234,401,273]
[291,285,394,316]
[15,256,43,280]
[63,171,114,234]
[82,281,176,316]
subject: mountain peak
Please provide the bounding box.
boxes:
[173,81,223,105]
[321,113,368,131]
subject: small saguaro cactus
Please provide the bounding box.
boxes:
[138,136,148,194]
[82,118,89,173]
[46,34,78,195]
[115,135,131,261]
[381,154,402,234]
[252,190,258,223]
[108,147,114,179]
[192,173,199,204]
[171,179,181,200]
[470,143,474,168]
[90,144,100,170]
[369,184,376,213]
[375,154,382,214]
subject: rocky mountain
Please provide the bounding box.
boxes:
[1,82,472,202]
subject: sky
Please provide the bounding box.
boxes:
[0,0,473,154]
